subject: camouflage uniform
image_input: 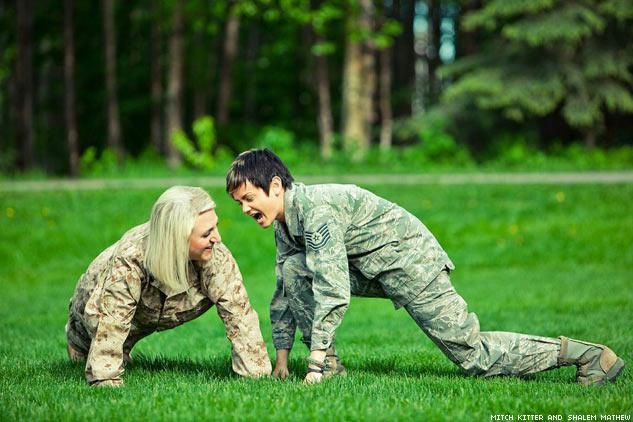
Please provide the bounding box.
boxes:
[271,183,560,377]
[66,223,272,386]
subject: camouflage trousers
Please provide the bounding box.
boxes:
[282,253,561,377]
[65,301,151,361]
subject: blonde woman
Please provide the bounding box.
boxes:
[65,186,272,387]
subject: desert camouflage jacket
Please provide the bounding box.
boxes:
[271,183,454,351]
[68,223,271,385]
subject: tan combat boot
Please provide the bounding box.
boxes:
[323,353,347,378]
[558,336,625,386]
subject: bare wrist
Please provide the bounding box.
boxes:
[275,349,290,365]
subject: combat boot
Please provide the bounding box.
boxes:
[323,353,347,378]
[558,336,625,386]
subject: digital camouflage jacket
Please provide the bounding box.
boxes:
[271,183,454,351]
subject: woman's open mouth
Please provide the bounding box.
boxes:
[252,212,264,224]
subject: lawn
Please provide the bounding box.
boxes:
[0,181,631,420]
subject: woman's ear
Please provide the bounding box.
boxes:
[270,176,283,197]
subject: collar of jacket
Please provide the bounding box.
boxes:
[282,182,304,237]
[148,260,201,298]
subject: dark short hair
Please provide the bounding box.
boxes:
[225,148,294,194]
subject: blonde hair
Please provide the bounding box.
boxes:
[144,186,215,293]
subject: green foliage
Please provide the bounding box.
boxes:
[464,0,556,30]
[443,65,566,121]
[172,116,217,171]
[4,0,633,176]
[418,130,461,163]
[79,147,120,176]
[417,114,472,165]
[391,111,473,166]
[584,49,633,82]
[599,0,633,20]
[279,0,312,23]
[502,4,605,47]
[446,0,633,140]
[256,125,302,166]
[550,143,633,169]
[312,2,343,33]
[389,104,633,171]
[311,41,336,56]
[487,132,547,168]
[0,147,16,174]
[373,18,402,49]
[597,81,633,112]
[0,44,15,86]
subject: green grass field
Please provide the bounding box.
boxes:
[1,182,632,420]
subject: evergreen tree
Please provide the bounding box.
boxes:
[442,0,633,147]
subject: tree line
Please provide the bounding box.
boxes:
[1,0,632,175]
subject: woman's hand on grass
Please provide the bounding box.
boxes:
[272,364,290,379]
[92,379,123,388]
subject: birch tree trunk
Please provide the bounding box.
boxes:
[342,0,375,161]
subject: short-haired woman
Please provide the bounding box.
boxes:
[66,186,272,387]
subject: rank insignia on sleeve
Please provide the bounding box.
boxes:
[305,224,331,250]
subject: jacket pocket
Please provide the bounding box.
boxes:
[356,241,401,280]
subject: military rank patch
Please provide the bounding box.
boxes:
[305,224,331,250]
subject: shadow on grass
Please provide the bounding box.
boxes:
[345,356,460,379]
[314,354,569,385]
[132,354,236,379]
[51,352,574,386]
[49,353,236,383]
[284,351,460,379]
